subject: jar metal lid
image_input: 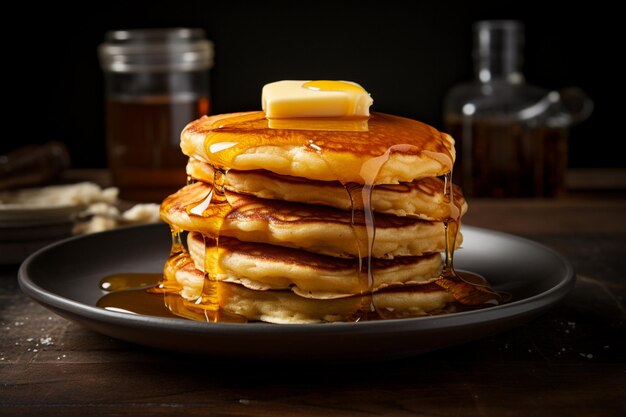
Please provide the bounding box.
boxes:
[99,28,214,73]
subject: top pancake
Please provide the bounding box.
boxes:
[181,111,456,184]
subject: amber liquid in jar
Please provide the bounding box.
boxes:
[445,116,568,198]
[105,95,210,202]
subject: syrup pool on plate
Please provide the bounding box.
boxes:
[96,80,506,322]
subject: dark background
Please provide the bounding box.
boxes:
[6,2,619,169]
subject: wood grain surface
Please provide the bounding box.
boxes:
[2,196,625,417]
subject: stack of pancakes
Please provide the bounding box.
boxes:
[160,111,473,323]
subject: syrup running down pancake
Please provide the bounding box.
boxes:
[144,80,504,323]
[161,181,463,259]
[186,232,443,299]
[164,252,457,324]
[186,157,468,220]
[181,111,456,184]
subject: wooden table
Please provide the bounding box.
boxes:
[1,196,625,416]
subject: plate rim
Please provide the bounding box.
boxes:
[17,223,576,336]
[0,203,84,227]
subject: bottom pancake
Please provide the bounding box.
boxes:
[163,252,457,324]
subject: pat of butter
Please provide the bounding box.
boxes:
[262,80,373,118]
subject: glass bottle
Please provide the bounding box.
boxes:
[99,28,214,202]
[443,20,592,198]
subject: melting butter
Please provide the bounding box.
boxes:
[262,80,373,119]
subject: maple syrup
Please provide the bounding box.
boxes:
[99,273,162,291]
[105,95,210,202]
[97,111,505,322]
[444,117,569,197]
[182,112,454,184]
[443,21,592,198]
[97,272,177,318]
[99,28,214,202]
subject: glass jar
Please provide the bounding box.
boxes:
[99,28,213,202]
[443,20,592,198]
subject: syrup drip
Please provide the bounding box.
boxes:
[343,183,366,290]
[358,145,417,316]
[98,111,507,322]
[161,253,246,322]
[308,138,368,317]
[97,253,247,322]
[443,171,460,271]
[435,171,504,305]
[189,168,235,320]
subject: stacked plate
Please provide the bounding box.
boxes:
[0,181,122,265]
[0,203,81,264]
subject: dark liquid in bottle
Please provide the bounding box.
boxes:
[105,95,210,202]
[445,116,568,198]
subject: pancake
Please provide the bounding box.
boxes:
[180,111,456,184]
[161,182,463,258]
[147,81,505,325]
[165,253,456,324]
[186,157,468,220]
[186,232,443,298]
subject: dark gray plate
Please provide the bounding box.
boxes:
[18,224,575,361]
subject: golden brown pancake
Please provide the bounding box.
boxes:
[165,253,456,324]
[180,111,456,184]
[161,182,463,258]
[186,157,467,220]
[186,232,443,298]
[154,102,491,324]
